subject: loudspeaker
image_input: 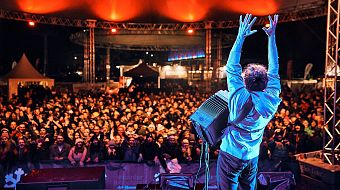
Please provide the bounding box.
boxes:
[16,166,105,190]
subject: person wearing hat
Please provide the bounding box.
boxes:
[0,128,11,143]
[68,138,87,167]
[105,140,122,160]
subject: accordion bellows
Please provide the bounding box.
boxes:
[190,90,229,146]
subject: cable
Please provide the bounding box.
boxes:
[191,122,210,190]
[193,139,205,190]
[204,142,210,190]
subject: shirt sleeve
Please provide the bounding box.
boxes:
[265,35,281,97]
[266,74,281,97]
[226,51,245,95]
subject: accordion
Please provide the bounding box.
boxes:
[190,90,229,146]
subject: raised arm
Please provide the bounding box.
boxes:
[263,15,281,96]
[263,15,279,75]
[227,14,257,93]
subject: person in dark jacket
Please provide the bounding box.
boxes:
[87,137,105,163]
[122,136,140,162]
[138,134,159,164]
[0,132,16,173]
[157,134,182,173]
[14,138,32,163]
[49,135,71,161]
[268,132,295,162]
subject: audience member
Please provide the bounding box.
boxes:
[68,138,87,167]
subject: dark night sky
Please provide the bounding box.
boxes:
[241,16,326,79]
[0,16,326,81]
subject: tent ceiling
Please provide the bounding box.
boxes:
[70,30,236,51]
[0,0,324,23]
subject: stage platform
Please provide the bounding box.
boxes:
[16,166,105,190]
[281,79,320,91]
[297,151,340,190]
[5,159,339,189]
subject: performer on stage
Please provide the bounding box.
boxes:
[217,14,282,190]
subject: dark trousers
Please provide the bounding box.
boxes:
[217,150,258,190]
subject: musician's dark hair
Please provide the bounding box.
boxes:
[242,64,268,91]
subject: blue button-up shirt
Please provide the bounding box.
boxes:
[220,48,281,160]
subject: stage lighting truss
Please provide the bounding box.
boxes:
[323,0,340,165]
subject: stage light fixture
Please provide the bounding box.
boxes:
[265,23,270,28]
[111,28,117,33]
[187,29,194,34]
[28,21,35,26]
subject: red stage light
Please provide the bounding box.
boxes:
[265,23,270,28]
[28,21,35,26]
[187,29,194,34]
[111,28,117,33]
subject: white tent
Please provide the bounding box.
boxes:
[1,53,54,98]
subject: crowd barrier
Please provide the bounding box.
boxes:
[2,159,300,189]
[1,160,218,189]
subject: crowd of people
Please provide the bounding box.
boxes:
[0,82,324,174]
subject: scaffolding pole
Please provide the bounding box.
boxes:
[83,32,89,83]
[106,48,111,83]
[204,22,212,83]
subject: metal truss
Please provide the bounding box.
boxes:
[83,30,89,82]
[323,0,340,165]
[0,3,327,30]
[89,26,95,83]
[83,20,96,83]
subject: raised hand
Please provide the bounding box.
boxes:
[263,15,278,37]
[238,14,257,39]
